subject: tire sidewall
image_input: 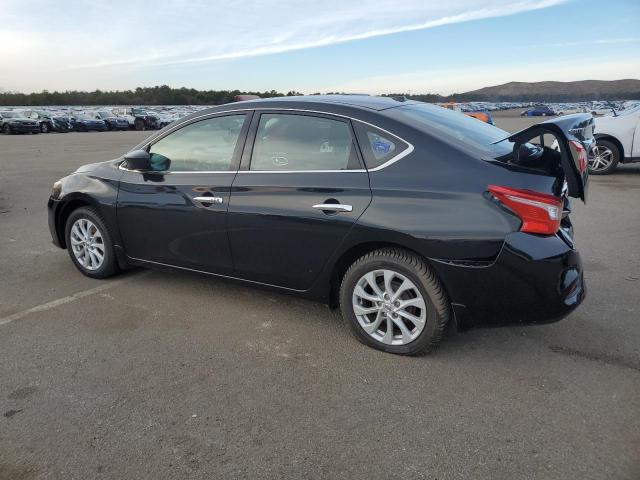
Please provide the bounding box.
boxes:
[64,207,116,279]
[340,254,443,355]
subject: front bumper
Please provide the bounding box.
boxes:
[431,232,585,329]
[8,123,40,133]
[48,197,64,248]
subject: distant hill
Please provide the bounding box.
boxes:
[459,79,640,102]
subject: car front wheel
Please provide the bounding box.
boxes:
[590,139,619,175]
[65,207,118,279]
[339,248,450,355]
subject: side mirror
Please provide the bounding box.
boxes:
[123,149,151,170]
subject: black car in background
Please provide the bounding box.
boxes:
[48,96,592,355]
[0,111,40,134]
[71,113,107,132]
[94,111,130,131]
[22,110,71,133]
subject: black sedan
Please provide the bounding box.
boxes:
[0,111,40,134]
[94,111,130,131]
[48,96,592,355]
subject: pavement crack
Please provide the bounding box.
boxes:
[549,345,640,372]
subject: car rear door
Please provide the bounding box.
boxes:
[227,111,372,290]
[117,112,251,274]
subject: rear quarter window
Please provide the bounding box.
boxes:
[353,122,410,169]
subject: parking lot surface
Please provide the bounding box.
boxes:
[1,113,639,479]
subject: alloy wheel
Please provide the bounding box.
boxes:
[590,144,614,172]
[352,269,427,345]
[70,218,105,271]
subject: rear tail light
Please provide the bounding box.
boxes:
[569,140,588,174]
[488,185,562,235]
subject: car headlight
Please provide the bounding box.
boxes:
[51,181,62,198]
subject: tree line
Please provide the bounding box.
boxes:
[0,85,638,106]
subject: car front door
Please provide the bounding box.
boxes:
[117,112,251,274]
[228,111,372,290]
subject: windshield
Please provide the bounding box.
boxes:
[75,114,95,120]
[1,112,21,118]
[97,111,111,118]
[132,108,148,115]
[387,103,513,158]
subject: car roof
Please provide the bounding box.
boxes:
[171,95,424,127]
[237,95,419,111]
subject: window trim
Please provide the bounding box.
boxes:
[120,111,252,174]
[120,107,413,174]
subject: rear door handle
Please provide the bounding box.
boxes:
[193,196,224,205]
[312,203,353,212]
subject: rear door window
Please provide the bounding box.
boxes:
[250,113,360,171]
[353,122,410,169]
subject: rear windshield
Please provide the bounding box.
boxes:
[386,103,513,158]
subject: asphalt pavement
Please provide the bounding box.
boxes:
[0,113,639,479]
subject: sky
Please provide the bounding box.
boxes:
[1,0,639,94]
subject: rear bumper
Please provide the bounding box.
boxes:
[431,232,585,330]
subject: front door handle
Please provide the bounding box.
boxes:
[312,203,353,212]
[193,196,224,205]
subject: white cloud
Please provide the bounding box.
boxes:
[323,58,640,95]
[0,0,568,92]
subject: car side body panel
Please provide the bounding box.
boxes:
[48,96,587,332]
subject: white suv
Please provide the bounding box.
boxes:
[590,104,640,174]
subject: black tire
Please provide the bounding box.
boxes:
[64,207,118,279]
[3,124,12,134]
[104,122,111,131]
[134,118,145,131]
[590,139,620,175]
[339,248,450,356]
[40,122,49,133]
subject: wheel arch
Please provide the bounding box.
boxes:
[594,134,624,158]
[55,194,101,248]
[327,241,443,310]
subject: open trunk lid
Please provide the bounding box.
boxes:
[499,113,594,201]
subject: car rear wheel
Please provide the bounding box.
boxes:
[40,122,49,133]
[65,207,118,279]
[590,139,619,175]
[3,124,12,134]
[339,248,450,355]
[134,118,145,131]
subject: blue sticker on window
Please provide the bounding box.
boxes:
[372,140,391,154]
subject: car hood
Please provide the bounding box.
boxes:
[74,159,120,174]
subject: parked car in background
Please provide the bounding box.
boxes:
[438,103,495,124]
[521,105,556,117]
[22,110,72,133]
[48,96,591,355]
[94,111,130,131]
[590,104,640,174]
[112,107,159,130]
[465,110,495,125]
[0,111,40,134]
[147,110,175,129]
[71,113,107,132]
